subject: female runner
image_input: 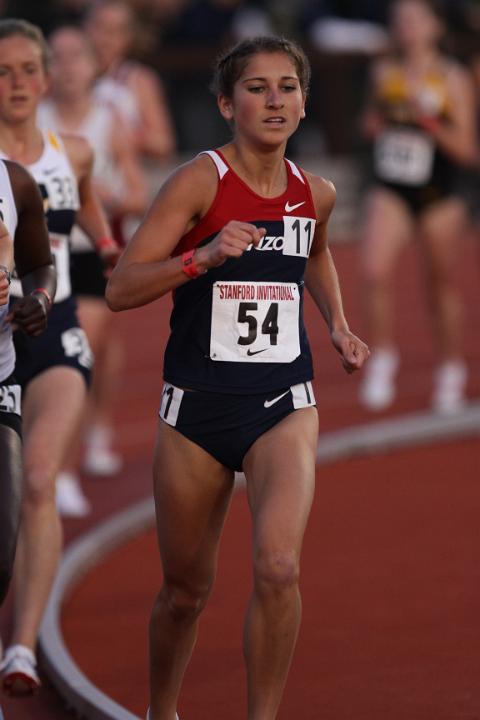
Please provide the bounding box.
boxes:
[0,159,55,610]
[107,36,369,720]
[85,0,176,161]
[39,25,147,511]
[0,19,118,694]
[359,0,477,412]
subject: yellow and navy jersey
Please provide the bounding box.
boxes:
[372,63,456,192]
[7,130,80,303]
[376,63,452,125]
[164,150,318,395]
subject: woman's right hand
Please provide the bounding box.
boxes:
[197,221,266,270]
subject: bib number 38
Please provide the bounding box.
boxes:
[210,281,300,363]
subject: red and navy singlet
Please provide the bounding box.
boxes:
[163,150,318,395]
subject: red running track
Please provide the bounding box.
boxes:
[0,237,479,719]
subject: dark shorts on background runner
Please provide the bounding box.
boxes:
[0,372,22,437]
[159,381,316,472]
[12,296,93,389]
[70,250,107,298]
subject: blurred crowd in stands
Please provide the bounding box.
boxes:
[2,0,480,154]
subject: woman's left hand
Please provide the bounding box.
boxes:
[0,268,9,306]
[331,329,370,374]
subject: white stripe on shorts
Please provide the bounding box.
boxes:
[290,381,315,409]
[159,383,184,426]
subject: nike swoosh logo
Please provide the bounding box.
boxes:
[284,201,305,212]
[264,390,290,408]
[43,167,59,176]
[247,348,267,356]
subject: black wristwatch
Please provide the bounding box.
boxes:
[0,264,11,285]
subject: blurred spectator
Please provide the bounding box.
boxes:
[38,25,148,513]
[358,0,477,414]
[161,0,272,47]
[299,0,389,54]
[85,0,176,161]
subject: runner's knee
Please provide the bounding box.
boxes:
[162,578,212,623]
[253,549,299,595]
[22,461,57,506]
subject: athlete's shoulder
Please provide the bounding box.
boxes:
[302,171,336,218]
[3,160,40,207]
[161,152,219,199]
[60,132,92,162]
[442,56,474,88]
[59,132,94,180]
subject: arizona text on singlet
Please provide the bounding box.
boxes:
[0,160,18,383]
[372,63,455,204]
[6,130,80,302]
[163,150,317,395]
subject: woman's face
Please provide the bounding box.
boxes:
[219,52,306,148]
[49,29,96,99]
[86,4,132,71]
[0,35,48,125]
[391,1,442,52]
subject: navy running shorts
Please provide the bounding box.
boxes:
[12,296,93,389]
[158,380,316,472]
[0,372,22,437]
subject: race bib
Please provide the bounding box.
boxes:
[210,281,300,363]
[61,327,94,369]
[374,129,434,185]
[0,383,21,416]
[282,217,315,258]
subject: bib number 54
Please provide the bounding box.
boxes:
[237,302,279,346]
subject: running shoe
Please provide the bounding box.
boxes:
[83,426,123,476]
[432,360,467,415]
[0,644,41,696]
[359,348,399,411]
[56,472,91,517]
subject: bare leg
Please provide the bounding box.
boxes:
[360,187,412,349]
[0,426,22,606]
[78,298,124,475]
[418,198,467,360]
[12,367,86,649]
[150,421,234,720]
[242,408,318,720]
[359,188,412,408]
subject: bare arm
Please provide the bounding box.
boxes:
[6,162,56,335]
[63,135,120,269]
[106,155,264,311]
[416,62,478,166]
[304,174,369,373]
[360,60,387,141]
[107,110,149,216]
[0,218,11,306]
[128,66,176,161]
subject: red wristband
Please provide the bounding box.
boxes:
[95,236,117,252]
[32,287,53,308]
[181,249,202,279]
